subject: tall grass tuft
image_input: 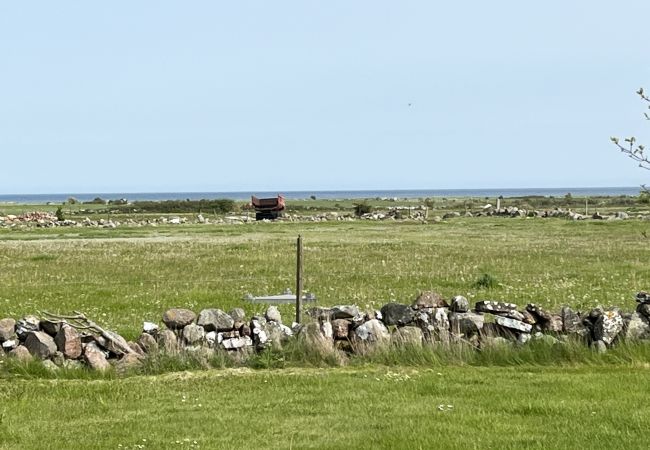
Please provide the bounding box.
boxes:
[473,273,498,289]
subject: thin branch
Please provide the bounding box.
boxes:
[39,310,134,355]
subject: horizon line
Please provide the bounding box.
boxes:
[0,185,643,197]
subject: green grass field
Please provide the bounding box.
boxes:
[1,366,649,449]
[1,218,649,448]
[1,219,648,338]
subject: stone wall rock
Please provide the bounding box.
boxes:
[182,323,205,345]
[162,309,196,329]
[25,331,57,359]
[380,303,414,326]
[83,342,110,371]
[450,296,469,313]
[0,318,16,342]
[55,325,82,359]
[138,332,158,354]
[391,327,423,346]
[197,309,233,332]
[5,291,650,371]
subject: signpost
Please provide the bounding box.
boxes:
[295,235,303,323]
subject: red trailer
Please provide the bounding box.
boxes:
[251,194,286,220]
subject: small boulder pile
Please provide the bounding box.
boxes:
[0,314,137,371]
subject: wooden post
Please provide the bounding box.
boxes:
[295,235,303,324]
[585,199,588,216]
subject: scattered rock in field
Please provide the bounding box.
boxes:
[182,323,205,345]
[197,309,234,332]
[0,318,16,342]
[9,345,32,361]
[25,331,57,359]
[162,308,196,329]
[55,325,82,359]
[83,342,110,371]
[593,310,624,345]
[380,303,415,326]
[391,327,423,346]
[265,306,282,323]
[475,300,517,314]
[494,316,532,333]
[450,296,469,313]
[412,291,447,309]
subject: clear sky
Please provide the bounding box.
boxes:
[1,1,649,194]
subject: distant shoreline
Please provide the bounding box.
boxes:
[0,187,642,204]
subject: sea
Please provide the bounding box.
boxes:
[0,187,643,204]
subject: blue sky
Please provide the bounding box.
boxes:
[1,1,649,194]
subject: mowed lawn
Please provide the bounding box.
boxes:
[0,218,648,338]
[0,366,648,449]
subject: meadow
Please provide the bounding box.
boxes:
[1,218,648,338]
[1,216,649,448]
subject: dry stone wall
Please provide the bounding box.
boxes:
[2,292,650,371]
